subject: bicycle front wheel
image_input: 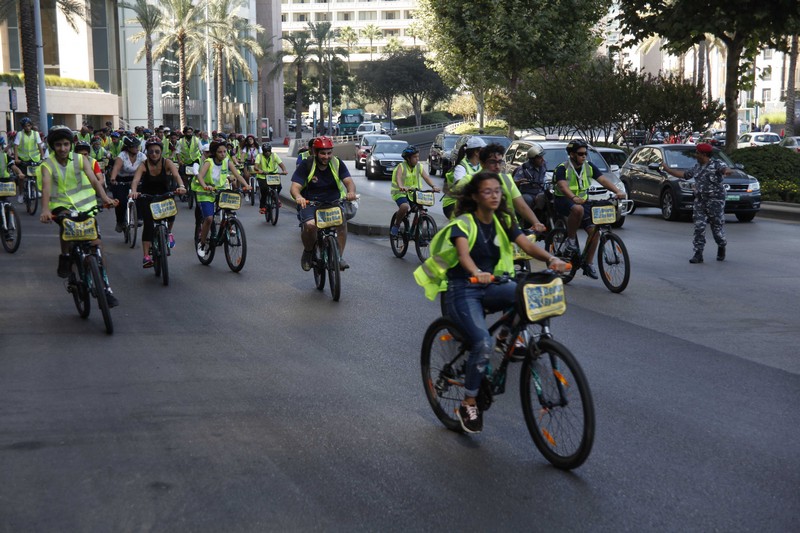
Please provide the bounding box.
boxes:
[421,317,468,433]
[2,204,21,253]
[414,214,438,262]
[326,236,341,301]
[127,200,138,248]
[196,220,216,266]
[249,177,256,206]
[270,189,280,226]
[224,218,247,272]
[313,241,326,291]
[545,228,578,283]
[157,225,169,286]
[87,255,113,334]
[389,213,409,258]
[598,232,630,293]
[26,180,38,215]
[69,258,90,318]
[520,338,594,469]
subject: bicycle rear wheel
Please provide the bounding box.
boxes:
[87,255,113,334]
[26,179,38,215]
[520,338,594,469]
[389,213,409,258]
[326,236,341,301]
[2,204,21,253]
[270,189,280,226]
[313,241,326,291]
[224,218,247,272]
[421,317,468,433]
[127,200,138,248]
[69,258,90,318]
[157,225,169,286]
[545,228,578,283]
[249,177,256,206]
[598,232,630,293]
[414,214,437,262]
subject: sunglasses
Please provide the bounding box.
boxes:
[575,151,588,157]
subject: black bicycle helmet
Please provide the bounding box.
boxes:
[20,117,32,126]
[74,141,91,153]
[47,125,74,149]
[566,139,589,153]
[401,145,419,159]
[261,142,272,152]
[122,135,139,150]
[145,136,163,149]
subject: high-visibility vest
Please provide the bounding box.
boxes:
[552,161,593,200]
[413,213,514,301]
[442,159,480,210]
[109,140,123,158]
[191,156,230,202]
[255,153,281,175]
[77,132,92,143]
[391,161,422,200]
[449,171,519,218]
[18,131,42,162]
[178,137,202,165]
[0,151,9,178]
[300,157,345,198]
[43,154,97,212]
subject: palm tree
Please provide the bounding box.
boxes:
[271,32,314,139]
[337,26,359,72]
[406,21,423,49]
[308,22,348,126]
[0,0,84,127]
[204,0,263,131]
[786,36,798,136]
[152,0,210,130]
[361,24,383,61]
[122,0,162,130]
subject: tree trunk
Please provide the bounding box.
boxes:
[216,48,224,132]
[697,40,706,91]
[19,0,40,126]
[724,38,745,155]
[412,96,422,126]
[179,37,187,131]
[785,36,798,137]
[706,45,713,101]
[295,66,303,140]
[145,36,154,130]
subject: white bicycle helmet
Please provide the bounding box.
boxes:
[527,143,543,158]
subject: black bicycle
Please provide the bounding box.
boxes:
[55,208,114,334]
[422,271,594,470]
[390,188,438,262]
[0,181,21,253]
[262,174,284,225]
[194,189,247,272]
[139,192,178,286]
[306,199,355,302]
[22,161,40,215]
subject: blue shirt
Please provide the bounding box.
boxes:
[291,158,351,203]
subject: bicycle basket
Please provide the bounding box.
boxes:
[343,200,358,220]
[245,164,255,173]
[590,201,617,225]
[26,165,38,177]
[515,272,567,322]
[184,164,197,176]
[265,174,281,186]
[62,217,98,241]
[414,190,435,206]
[0,181,15,197]
[316,206,343,228]
[512,233,538,260]
[218,191,241,210]
[150,197,178,220]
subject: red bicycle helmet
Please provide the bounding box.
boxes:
[313,136,334,150]
[7,130,16,138]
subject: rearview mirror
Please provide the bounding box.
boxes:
[647,162,661,170]
[610,164,620,172]
[734,163,744,170]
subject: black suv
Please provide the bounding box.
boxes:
[428,133,459,175]
[619,144,761,222]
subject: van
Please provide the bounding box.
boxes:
[356,122,381,138]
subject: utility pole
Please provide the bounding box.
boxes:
[32,0,48,132]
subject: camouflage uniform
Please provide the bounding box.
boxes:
[684,159,727,254]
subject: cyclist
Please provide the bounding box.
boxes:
[254,142,287,214]
[239,135,260,174]
[442,137,484,219]
[193,140,250,256]
[108,131,123,159]
[390,145,440,236]
[198,130,211,157]
[38,125,119,305]
[176,125,203,184]
[74,141,106,187]
[13,117,45,203]
[413,171,566,433]
[90,136,111,175]
[0,137,24,189]
[129,137,186,267]
[512,144,548,216]
[290,136,357,271]
[108,135,146,233]
[77,125,93,144]
[296,138,315,165]
[553,139,626,279]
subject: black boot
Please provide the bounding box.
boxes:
[689,252,703,264]
[716,245,726,261]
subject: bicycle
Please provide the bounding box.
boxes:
[194,189,247,272]
[139,192,178,286]
[55,208,114,334]
[306,198,356,302]
[123,191,138,249]
[183,163,197,209]
[262,174,283,226]
[248,169,258,207]
[22,161,40,216]
[389,188,438,262]
[422,271,595,470]
[545,198,632,293]
[0,181,21,253]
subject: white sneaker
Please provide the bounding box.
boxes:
[17,194,24,204]
[196,242,206,256]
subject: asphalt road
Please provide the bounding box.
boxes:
[1,170,798,531]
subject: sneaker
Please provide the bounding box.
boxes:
[582,263,599,279]
[57,254,70,278]
[689,252,703,264]
[105,290,119,308]
[564,238,579,255]
[136,219,143,227]
[301,249,313,271]
[197,242,207,257]
[17,194,23,204]
[37,191,42,198]
[259,207,266,214]
[339,258,350,270]
[114,223,124,233]
[142,255,153,268]
[457,403,483,434]
[168,233,175,249]
[390,225,399,237]
[716,245,725,261]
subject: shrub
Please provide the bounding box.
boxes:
[729,144,800,202]
[0,72,101,90]
[394,111,456,128]
[452,119,509,136]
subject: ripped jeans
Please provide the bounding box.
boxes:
[446,277,517,397]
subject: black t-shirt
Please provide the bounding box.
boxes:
[140,159,171,195]
[448,216,522,279]
[291,158,351,203]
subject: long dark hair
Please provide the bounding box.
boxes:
[454,171,513,227]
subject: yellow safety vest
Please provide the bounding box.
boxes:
[391,161,422,201]
[178,137,202,165]
[44,154,97,212]
[192,157,230,202]
[442,159,481,210]
[449,171,520,219]
[553,161,593,200]
[301,157,346,198]
[18,131,41,162]
[255,153,281,176]
[0,151,9,178]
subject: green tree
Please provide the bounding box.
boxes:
[616,0,800,152]
[337,26,359,72]
[307,21,348,125]
[356,57,402,122]
[360,24,383,61]
[272,32,314,139]
[384,37,404,56]
[387,49,451,126]
[121,0,162,130]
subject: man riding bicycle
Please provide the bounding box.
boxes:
[512,143,548,216]
[553,139,626,279]
[290,136,357,271]
[13,117,45,204]
[390,145,440,236]
[254,142,287,214]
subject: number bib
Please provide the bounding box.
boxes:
[150,198,177,220]
[62,217,98,241]
[26,165,38,177]
[316,206,343,228]
[520,277,566,322]
[512,234,538,260]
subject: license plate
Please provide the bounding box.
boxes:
[386,163,396,168]
[726,195,740,201]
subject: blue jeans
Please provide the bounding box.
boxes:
[446,278,517,397]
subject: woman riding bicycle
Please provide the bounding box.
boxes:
[441,137,485,219]
[109,135,146,233]
[129,136,186,267]
[414,171,566,434]
[390,145,440,236]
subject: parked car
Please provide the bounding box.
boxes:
[594,147,629,179]
[778,135,800,153]
[450,134,512,172]
[428,133,460,176]
[365,140,409,180]
[380,121,398,135]
[619,144,761,222]
[354,134,391,170]
[356,122,382,138]
[702,131,727,148]
[736,132,781,149]
[504,140,629,227]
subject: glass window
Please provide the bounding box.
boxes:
[762,88,772,101]
[41,0,60,75]
[338,12,353,21]
[359,11,377,20]
[763,48,773,60]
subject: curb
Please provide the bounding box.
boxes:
[758,202,800,222]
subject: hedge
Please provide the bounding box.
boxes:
[0,72,101,90]
[451,119,510,136]
[394,111,456,128]
[729,144,800,203]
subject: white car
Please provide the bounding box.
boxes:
[737,132,781,149]
[356,122,381,138]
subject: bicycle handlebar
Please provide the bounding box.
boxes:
[468,266,572,284]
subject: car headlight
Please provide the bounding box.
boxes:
[678,180,694,192]
[748,179,760,192]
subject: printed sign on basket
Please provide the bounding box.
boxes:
[316,206,343,228]
[150,198,178,220]
[62,218,98,241]
[591,205,617,225]
[522,278,567,322]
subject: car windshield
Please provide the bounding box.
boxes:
[540,146,609,173]
[664,147,733,169]
[381,122,395,129]
[373,142,407,153]
[443,137,459,151]
[600,151,628,167]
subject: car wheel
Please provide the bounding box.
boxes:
[355,161,363,170]
[735,212,756,222]
[660,189,680,221]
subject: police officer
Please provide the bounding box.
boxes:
[512,143,547,216]
[661,142,731,263]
